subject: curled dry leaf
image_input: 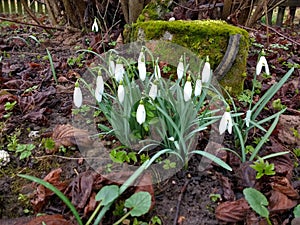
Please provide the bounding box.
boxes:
[24,214,74,225]
[268,190,298,213]
[216,172,235,201]
[215,198,250,222]
[0,90,17,118]
[31,168,68,212]
[271,176,299,199]
[51,124,93,151]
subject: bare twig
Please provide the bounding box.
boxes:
[0,16,64,31]
[173,178,190,225]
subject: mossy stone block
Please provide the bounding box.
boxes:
[124,20,249,95]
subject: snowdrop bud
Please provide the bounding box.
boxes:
[92,18,99,32]
[149,82,158,100]
[136,100,146,125]
[0,150,10,167]
[219,111,233,135]
[177,56,184,80]
[109,58,115,75]
[138,50,147,81]
[194,79,202,96]
[245,110,252,127]
[256,55,270,76]
[169,17,175,21]
[115,59,124,82]
[73,80,83,108]
[154,60,161,79]
[184,76,192,102]
[118,81,125,103]
[202,56,211,83]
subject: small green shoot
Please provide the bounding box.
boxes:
[43,138,56,151]
[243,187,271,225]
[250,158,275,179]
[16,143,36,160]
[4,101,17,111]
[272,99,286,111]
[163,159,176,170]
[293,204,300,218]
[46,49,57,84]
[209,193,221,202]
[110,149,137,164]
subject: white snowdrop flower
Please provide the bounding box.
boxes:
[0,150,10,167]
[136,100,146,125]
[149,82,158,100]
[256,55,270,76]
[169,17,175,21]
[219,111,233,135]
[177,56,184,80]
[183,76,192,102]
[96,71,104,94]
[154,60,161,79]
[202,57,211,83]
[115,60,124,82]
[194,79,202,96]
[109,58,115,75]
[117,81,125,103]
[168,136,175,141]
[92,18,99,32]
[138,50,147,81]
[73,81,83,108]
[95,87,103,102]
[245,110,252,127]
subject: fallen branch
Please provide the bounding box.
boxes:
[0,16,64,31]
[173,178,190,225]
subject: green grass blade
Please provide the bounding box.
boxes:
[18,174,83,225]
[46,49,58,84]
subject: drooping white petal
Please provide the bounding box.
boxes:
[177,56,184,80]
[194,79,202,96]
[95,87,102,102]
[202,61,211,83]
[183,80,192,102]
[149,83,158,100]
[138,51,147,81]
[245,110,252,127]
[109,59,115,75]
[92,18,99,32]
[256,55,269,76]
[73,86,83,108]
[96,74,104,94]
[115,63,124,82]
[117,83,125,103]
[219,111,233,135]
[154,62,161,79]
[136,102,146,125]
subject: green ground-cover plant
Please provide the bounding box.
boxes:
[243,187,272,225]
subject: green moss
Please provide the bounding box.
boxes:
[125,20,249,95]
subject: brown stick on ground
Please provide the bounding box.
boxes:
[0,16,64,31]
[173,178,190,225]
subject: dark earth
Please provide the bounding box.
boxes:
[0,8,300,225]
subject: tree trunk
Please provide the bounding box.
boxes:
[120,0,151,23]
[61,0,87,28]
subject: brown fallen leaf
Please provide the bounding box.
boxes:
[215,198,250,222]
[271,176,299,199]
[23,214,74,225]
[268,190,298,213]
[216,172,235,201]
[31,168,68,212]
[135,172,155,209]
[276,114,300,146]
[51,124,93,152]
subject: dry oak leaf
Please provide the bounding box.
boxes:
[215,198,250,222]
[51,124,93,150]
